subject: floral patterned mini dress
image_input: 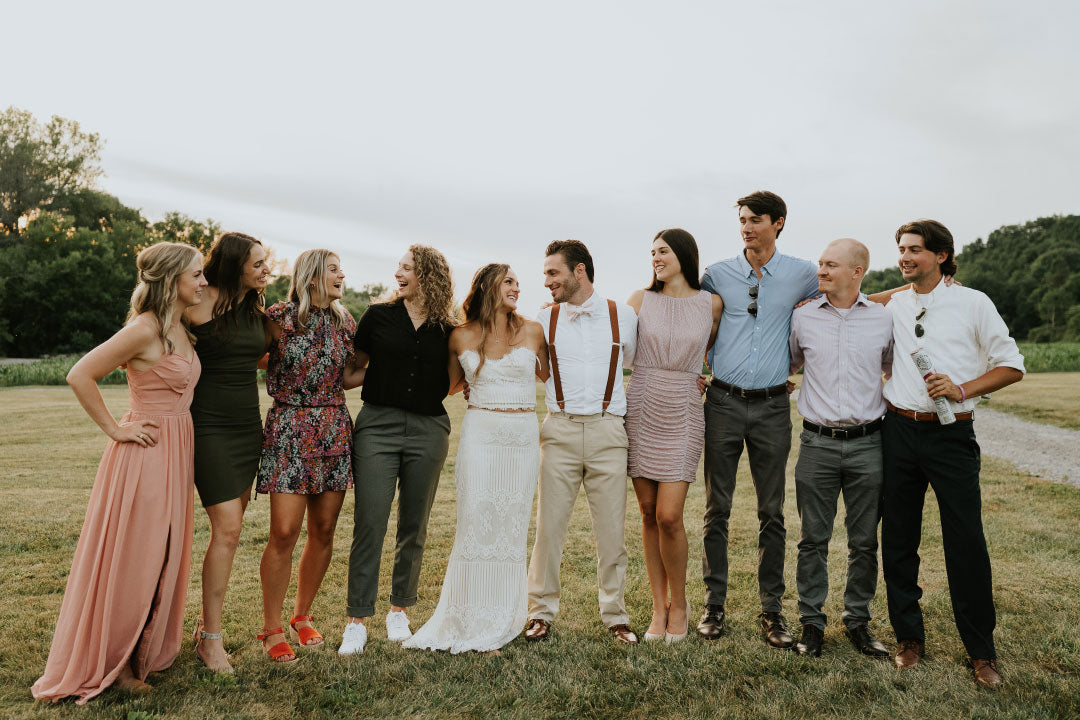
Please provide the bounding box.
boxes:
[257,301,356,495]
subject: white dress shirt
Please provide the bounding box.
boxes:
[883,278,1025,414]
[537,291,638,416]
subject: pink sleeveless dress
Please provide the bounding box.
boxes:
[32,352,200,704]
[625,290,713,483]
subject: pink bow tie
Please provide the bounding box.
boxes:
[566,302,594,322]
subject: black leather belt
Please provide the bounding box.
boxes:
[710,379,788,400]
[802,418,882,440]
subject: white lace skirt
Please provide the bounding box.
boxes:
[403,409,540,653]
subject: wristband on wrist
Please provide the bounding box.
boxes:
[959,384,966,402]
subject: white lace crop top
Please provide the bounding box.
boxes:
[458,346,537,410]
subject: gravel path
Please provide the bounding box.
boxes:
[974,407,1080,488]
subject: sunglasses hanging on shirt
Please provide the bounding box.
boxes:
[748,283,759,317]
[915,307,927,338]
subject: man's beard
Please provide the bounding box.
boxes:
[553,275,580,303]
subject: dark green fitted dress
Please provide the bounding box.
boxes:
[190,303,268,507]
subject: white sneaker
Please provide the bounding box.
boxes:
[338,622,367,655]
[385,610,412,642]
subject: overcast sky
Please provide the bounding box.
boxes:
[7,0,1079,310]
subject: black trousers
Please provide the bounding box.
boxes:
[881,412,996,660]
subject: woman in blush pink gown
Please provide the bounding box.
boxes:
[31,241,207,704]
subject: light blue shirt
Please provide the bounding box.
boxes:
[701,250,818,389]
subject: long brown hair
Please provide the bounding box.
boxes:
[126,241,200,354]
[461,263,523,374]
[204,231,266,319]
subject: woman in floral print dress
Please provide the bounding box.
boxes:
[256,249,357,663]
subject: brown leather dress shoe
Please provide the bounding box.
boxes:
[696,605,725,639]
[972,658,1002,688]
[524,618,550,642]
[759,612,794,649]
[894,640,925,669]
[608,624,639,645]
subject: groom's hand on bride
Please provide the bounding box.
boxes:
[696,375,710,395]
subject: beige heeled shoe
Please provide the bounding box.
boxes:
[665,600,691,644]
[644,602,669,642]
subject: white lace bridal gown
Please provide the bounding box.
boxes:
[403,346,540,653]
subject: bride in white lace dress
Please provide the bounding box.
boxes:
[403,264,549,653]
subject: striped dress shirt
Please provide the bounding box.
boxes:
[789,294,894,427]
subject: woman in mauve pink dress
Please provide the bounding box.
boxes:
[32,241,206,704]
[625,229,722,643]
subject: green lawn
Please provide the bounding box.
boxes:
[980,372,1080,431]
[1,385,1078,719]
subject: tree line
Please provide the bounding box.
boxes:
[3,107,1078,355]
[0,107,382,357]
[862,214,1080,342]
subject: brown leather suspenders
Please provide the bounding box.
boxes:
[547,299,621,413]
[601,299,620,411]
[548,304,566,410]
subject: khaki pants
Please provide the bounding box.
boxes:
[527,412,629,627]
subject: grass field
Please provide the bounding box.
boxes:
[980,372,1080,431]
[3,342,1079,388]
[2,385,1079,719]
[1017,342,1080,373]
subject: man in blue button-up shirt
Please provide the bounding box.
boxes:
[696,191,818,649]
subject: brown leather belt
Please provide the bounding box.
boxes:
[886,401,973,423]
[710,379,788,400]
[803,418,882,439]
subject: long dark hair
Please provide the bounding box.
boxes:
[462,263,524,374]
[204,231,266,319]
[647,228,701,292]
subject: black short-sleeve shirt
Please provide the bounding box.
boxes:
[353,300,452,416]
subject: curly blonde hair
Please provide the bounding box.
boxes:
[126,241,200,355]
[402,244,458,328]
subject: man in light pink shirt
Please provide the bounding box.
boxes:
[788,238,893,659]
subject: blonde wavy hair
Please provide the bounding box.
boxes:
[289,249,350,330]
[397,244,457,328]
[126,241,201,355]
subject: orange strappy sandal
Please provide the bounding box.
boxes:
[289,615,324,647]
[257,628,298,663]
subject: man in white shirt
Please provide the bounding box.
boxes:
[881,220,1024,688]
[525,240,640,645]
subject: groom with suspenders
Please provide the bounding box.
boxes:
[525,240,640,645]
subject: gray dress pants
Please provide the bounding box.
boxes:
[794,430,883,630]
[346,403,450,618]
[702,387,791,613]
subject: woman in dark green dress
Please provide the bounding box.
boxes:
[184,232,271,672]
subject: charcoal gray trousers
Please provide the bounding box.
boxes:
[701,387,791,613]
[794,429,883,630]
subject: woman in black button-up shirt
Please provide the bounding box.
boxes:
[339,245,457,653]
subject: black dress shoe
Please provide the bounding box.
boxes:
[844,623,889,658]
[795,624,823,657]
[696,604,725,639]
[759,612,794,649]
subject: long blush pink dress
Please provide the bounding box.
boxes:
[32,352,200,704]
